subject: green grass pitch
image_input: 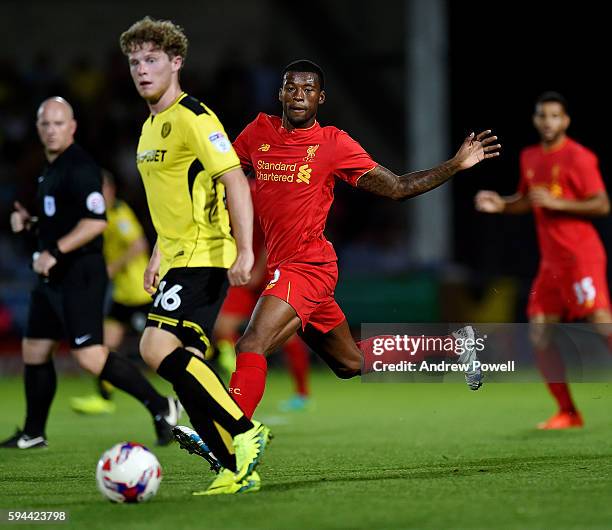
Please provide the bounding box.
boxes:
[1,371,612,529]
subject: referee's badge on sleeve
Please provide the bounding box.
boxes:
[86,192,106,214]
[44,196,56,216]
[208,132,231,153]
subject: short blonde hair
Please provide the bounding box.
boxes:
[119,16,188,62]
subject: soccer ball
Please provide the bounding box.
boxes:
[95,442,162,503]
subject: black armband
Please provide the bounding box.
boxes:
[48,245,64,261]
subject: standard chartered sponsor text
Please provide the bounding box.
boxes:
[256,160,297,182]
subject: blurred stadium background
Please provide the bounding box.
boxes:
[0,0,610,361]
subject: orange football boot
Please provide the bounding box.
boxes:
[537,411,584,430]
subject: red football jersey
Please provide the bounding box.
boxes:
[233,113,377,271]
[518,137,607,266]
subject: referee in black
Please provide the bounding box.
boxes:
[1,97,181,449]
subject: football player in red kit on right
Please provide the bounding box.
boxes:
[476,91,612,429]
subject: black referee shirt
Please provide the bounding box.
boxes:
[36,143,106,256]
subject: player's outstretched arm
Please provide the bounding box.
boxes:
[357,130,500,201]
[220,168,254,286]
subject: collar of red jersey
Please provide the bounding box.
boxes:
[540,136,569,154]
[278,120,320,134]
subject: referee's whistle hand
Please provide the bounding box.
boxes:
[33,250,57,276]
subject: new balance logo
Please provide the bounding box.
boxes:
[75,334,91,345]
[297,164,312,184]
[258,144,270,152]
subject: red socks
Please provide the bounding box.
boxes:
[229,352,267,419]
[284,336,310,396]
[546,382,577,414]
[534,345,577,413]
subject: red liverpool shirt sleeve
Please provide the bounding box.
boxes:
[573,149,606,197]
[333,131,378,186]
[233,122,254,173]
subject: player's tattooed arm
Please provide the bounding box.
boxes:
[357,130,500,201]
[357,162,458,201]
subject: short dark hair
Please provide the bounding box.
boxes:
[535,91,569,114]
[282,60,325,90]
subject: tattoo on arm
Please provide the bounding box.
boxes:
[357,162,459,201]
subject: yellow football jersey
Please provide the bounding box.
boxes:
[136,93,240,277]
[104,200,151,306]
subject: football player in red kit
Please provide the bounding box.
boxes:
[476,91,611,429]
[218,59,500,420]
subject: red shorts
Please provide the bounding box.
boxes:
[220,285,259,319]
[262,261,346,333]
[527,261,611,321]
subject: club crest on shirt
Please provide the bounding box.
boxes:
[161,122,172,138]
[208,131,231,153]
[550,182,563,197]
[44,195,56,216]
[304,144,319,162]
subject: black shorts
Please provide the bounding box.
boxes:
[107,301,151,333]
[146,267,229,353]
[25,254,108,349]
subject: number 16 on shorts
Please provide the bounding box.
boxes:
[153,281,183,311]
